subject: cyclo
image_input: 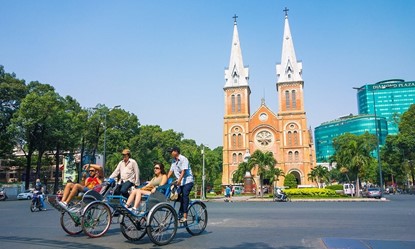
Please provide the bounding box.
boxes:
[88,178,208,246]
[47,178,121,236]
[48,178,208,246]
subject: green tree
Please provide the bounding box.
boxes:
[284,173,297,189]
[0,65,27,157]
[308,165,329,188]
[249,150,277,197]
[232,161,250,183]
[396,104,415,185]
[332,132,377,196]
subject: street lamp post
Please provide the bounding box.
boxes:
[103,105,121,172]
[371,90,383,189]
[201,144,206,200]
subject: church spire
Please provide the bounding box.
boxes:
[224,15,249,88]
[276,8,303,83]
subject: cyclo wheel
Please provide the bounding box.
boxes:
[146,203,178,246]
[60,211,83,235]
[185,201,208,235]
[120,215,147,241]
[81,202,112,238]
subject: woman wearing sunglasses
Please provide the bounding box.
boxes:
[58,164,102,210]
[125,162,167,214]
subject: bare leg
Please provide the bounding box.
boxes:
[126,189,137,206]
[61,183,74,203]
[133,190,151,209]
[66,184,84,203]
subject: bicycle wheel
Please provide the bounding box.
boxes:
[60,211,83,235]
[120,215,147,241]
[81,202,112,238]
[146,203,178,246]
[185,201,208,235]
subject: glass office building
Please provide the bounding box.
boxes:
[315,79,414,163]
[355,79,415,135]
[315,114,387,162]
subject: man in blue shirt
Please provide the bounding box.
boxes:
[167,146,194,223]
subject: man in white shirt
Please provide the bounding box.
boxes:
[110,149,140,198]
[167,146,194,223]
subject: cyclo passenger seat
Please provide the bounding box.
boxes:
[145,178,174,211]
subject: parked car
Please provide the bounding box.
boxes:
[362,187,382,199]
[17,190,34,200]
[232,186,244,195]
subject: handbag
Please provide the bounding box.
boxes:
[169,185,179,201]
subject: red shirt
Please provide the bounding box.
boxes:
[85,177,101,190]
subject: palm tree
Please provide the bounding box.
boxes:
[249,150,277,197]
[333,132,376,197]
[308,166,329,188]
[232,161,251,183]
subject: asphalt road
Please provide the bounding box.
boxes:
[0,194,414,249]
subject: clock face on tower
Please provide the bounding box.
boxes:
[255,130,273,147]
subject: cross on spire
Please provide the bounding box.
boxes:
[283,7,289,17]
[233,14,238,23]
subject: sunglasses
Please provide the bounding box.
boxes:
[154,167,160,170]
[89,170,95,172]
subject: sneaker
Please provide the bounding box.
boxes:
[179,217,187,223]
[40,208,47,211]
[58,201,67,209]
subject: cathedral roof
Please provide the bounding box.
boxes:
[224,16,249,88]
[276,11,303,83]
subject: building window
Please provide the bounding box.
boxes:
[232,153,237,164]
[292,90,296,109]
[238,134,242,147]
[232,134,236,148]
[285,90,290,110]
[237,94,241,113]
[238,153,243,163]
[294,151,299,162]
[231,95,235,113]
[287,131,292,146]
[288,151,293,162]
[294,131,298,145]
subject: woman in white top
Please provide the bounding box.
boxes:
[125,162,167,213]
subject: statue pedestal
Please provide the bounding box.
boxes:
[244,172,254,193]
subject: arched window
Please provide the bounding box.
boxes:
[232,153,237,164]
[231,95,235,113]
[237,94,241,113]
[294,131,298,145]
[237,134,242,147]
[285,90,290,110]
[232,134,236,148]
[288,151,293,162]
[287,131,292,146]
[238,153,243,163]
[294,151,299,162]
[291,90,296,109]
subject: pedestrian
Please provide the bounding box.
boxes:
[225,185,232,202]
[109,149,140,198]
[167,146,194,223]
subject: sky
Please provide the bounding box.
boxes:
[1,1,414,149]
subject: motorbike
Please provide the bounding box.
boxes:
[0,188,7,201]
[30,191,44,212]
[273,192,291,202]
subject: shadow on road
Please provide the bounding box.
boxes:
[0,235,114,249]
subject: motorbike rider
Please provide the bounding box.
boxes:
[276,187,285,200]
[0,187,7,201]
[34,178,46,210]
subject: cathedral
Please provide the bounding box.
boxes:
[222,11,316,188]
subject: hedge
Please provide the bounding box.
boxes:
[285,188,341,197]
